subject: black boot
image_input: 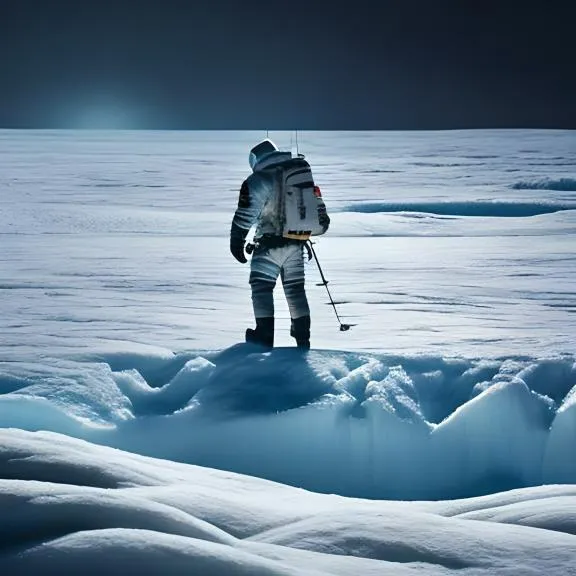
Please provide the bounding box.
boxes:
[245,317,274,347]
[290,315,311,349]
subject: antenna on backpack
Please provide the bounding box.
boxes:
[295,129,299,155]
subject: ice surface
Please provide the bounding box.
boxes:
[1,129,575,497]
[1,429,576,575]
[341,199,576,217]
[1,346,574,500]
[1,129,575,571]
[511,177,576,191]
[2,130,575,357]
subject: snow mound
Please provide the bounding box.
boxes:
[341,201,576,217]
[1,429,576,575]
[1,348,575,500]
[511,177,576,191]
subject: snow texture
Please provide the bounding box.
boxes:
[1,129,575,573]
[2,130,575,357]
[1,346,575,500]
[1,429,576,576]
[341,200,576,217]
[511,177,576,191]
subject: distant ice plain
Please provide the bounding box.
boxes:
[1,129,575,357]
[1,130,576,574]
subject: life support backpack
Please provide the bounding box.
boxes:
[274,156,326,240]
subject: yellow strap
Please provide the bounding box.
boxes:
[283,232,311,240]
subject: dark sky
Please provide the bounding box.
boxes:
[0,0,574,129]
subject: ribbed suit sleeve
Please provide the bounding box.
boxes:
[231,174,271,235]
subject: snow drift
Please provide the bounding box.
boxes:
[1,428,576,576]
[1,347,574,500]
[511,177,576,191]
[341,200,576,217]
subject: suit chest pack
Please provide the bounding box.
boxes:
[273,159,325,240]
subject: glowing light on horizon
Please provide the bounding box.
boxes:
[73,107,135,129]
[54,89,147,129]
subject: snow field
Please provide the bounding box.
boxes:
[1,346,574,500]
[2,428,576,575]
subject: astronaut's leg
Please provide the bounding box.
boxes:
[247,246,281,346]
[280,243,311,348]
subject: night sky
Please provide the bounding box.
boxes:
[0,0,574,129]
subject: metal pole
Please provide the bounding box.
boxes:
[307,241,353,331]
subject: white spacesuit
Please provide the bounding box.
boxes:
[230,139,330,348]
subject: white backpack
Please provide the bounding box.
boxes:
[275,157,326,240]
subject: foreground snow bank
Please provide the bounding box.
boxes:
[1,429,576,576]
[1,346,575,500]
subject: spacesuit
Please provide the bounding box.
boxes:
[230,139,330,348]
